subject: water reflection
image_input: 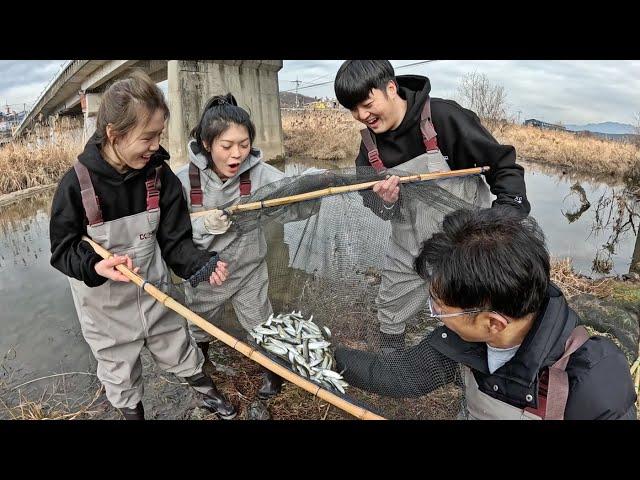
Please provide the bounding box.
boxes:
[0,192,94,399]
[589,184,639,274]
[510,159,638,276]
[562,183,591,224]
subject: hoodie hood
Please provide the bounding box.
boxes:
[187,138,263,184]
[391,74,432,136]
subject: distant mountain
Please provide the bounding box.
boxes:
[279,91,318,108]
[564,121,636,135]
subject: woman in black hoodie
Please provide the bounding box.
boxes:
[49,71,237,420]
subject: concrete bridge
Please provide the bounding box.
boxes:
[13,60,284,168]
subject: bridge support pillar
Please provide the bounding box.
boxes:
[167,60,284,170]
[80,92,102,143]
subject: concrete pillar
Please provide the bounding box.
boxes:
[167,60,284,170]
[80,92,102,143]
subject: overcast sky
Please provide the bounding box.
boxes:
[2,60,638,125]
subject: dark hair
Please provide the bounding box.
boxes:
[334,60,396,110]
[416,207,550,319]
[190,93,256,155]
[95,69,169,147]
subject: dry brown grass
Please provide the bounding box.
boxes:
[0,373,104,420]
[493,123,640,181]
[282,110,640,182]
[0,117,83,196]
[282,109,361,160]
[4,110,638,198]
[550,257,614,300]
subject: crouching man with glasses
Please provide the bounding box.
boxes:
[335,206,637,419]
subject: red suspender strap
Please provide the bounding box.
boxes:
[359,128,385,173]
[420,97,439,152]
[145,166,161,211]
[543,325,591,420]
[239,171,251,196]
[73,161,103,226]
[189,162,203,207]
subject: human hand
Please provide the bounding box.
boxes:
[209,260,229,286]
[372,175,400,204]
[203,209,232,235]
[95,255,140,282]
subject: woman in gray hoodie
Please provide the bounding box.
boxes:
[176,94,314,403]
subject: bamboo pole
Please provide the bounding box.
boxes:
[82,235,385,420]
[191,166,490,218]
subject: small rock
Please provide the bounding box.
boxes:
[246,400,271,420]
[212,362,238,377]
[189,406,214,421]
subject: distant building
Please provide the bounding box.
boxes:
[304,99,341,110]
[0,107,26,132]
[523,118,566,131]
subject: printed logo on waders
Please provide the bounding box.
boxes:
[139,231,154,240]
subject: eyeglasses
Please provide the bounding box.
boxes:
[427,292,511,323]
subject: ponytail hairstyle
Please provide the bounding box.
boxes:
[190,93,257,160]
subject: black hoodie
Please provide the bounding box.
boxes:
[356,75,531,215]
[49,136,212,287]
[335,284,637,419]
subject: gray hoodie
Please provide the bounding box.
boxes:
[176,139,288,254]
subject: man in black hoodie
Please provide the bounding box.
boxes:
[334,207,637,419]
[334,60,530,351]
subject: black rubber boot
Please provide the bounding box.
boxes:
[119,401,145,420]
[185,372,237,420]
[257,368,283,400]
[379,331,406,354]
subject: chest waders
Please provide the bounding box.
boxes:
[361,98,491,339]
[68,161,203,410]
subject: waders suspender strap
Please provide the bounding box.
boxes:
[420,97,439,152]
[359,129,385,173]
[74,161,162,226]
[239,171,251,197]
[145,166,162,211]
[74,161,103,226]
[360,97,440,172]
[525,325,591,420]
[189,163,252,204]
[189,162,203,207]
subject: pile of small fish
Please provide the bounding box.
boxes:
[249,311,349,394]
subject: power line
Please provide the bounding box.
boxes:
[393,60,436,70]
[279,60,437,94]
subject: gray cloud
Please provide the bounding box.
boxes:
[0,60,66,107]
[279,60,640,125]
[2,60,638,125]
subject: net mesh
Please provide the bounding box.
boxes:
[166,166,493,419]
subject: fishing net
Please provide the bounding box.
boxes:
[156,165,494,420]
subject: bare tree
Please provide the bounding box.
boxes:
[456,71,508,133]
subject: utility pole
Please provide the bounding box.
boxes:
[294,77,302,108]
